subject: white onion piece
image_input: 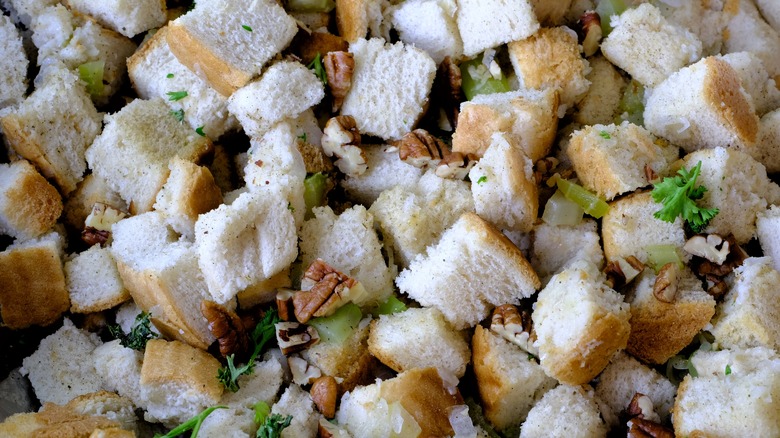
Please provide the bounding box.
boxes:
[542,190,584,226]
[449,405,477,438]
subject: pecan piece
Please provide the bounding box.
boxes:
[604,256,645,289]
[294,259,366,323]
[310,375,338,419]
[321,116,366,177]
[81,202,128,246]
[684,234,730,265]
[324,51,354,112]
[627,392,660,423]
[201,300,250,358]
[577,11,602,57]
[627,418,674,438]
[434,56,463,129]
[653,262,679,303]
[644,163,658,183]
[276,289,295,322]
[435,151,478,180]
[275,321,320,355]
[394,129,450,169]
[490,304,538,356]
[82,228,111,247]
[288,354,322,385]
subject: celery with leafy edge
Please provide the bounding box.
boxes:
[548,174,609,219]
[154,405,227,438]
[78,60,105,97]
[459,57,510,101]
[595,0,627,36]
[308,303,362,343]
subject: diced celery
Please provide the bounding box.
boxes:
[615,79,645,126]
[542,190,585,226]
[78,60,105,97]
[303,173,328,219]
[376,295,407,315]
[253,401,270,424]
[286,0,335,12]
[595,0,627,36]
[308,303,362,344]
[460,57,510,101]
[645,244,683,273]
[553,176,610,219]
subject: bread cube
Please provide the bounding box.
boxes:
[0,160,62,240]
[167,0,297,96]
[724,0,780,78]
[530,219,604,285]
[236,269,292,309]
[1,63,101,195]
[86,98,212,214]
[65,246,129,313]
[472,325,556,431]
[507,27,590,109]
[389,0,462,64]
[601,191,687,264]
[340,144,424,206]
[1,0,57,26]
[92,340,144,408]
[520,385,608,438]
[644,56,759,153]
[452,88,559,161]
[757,205,780,272]
[756,0,780,32]
[568,122,678,201]
[625,267,715,364]
[67,391,138,434]
[530,0,572,26]
[653,0,727,56]
[270,385,319,438]
[457,0,538,57]
[533,260,630,385]
[0,395,129,437]
[64,0,166,37]
[221,358,284,410]
[21,319,103,405]
[0,14,28,109]
[397,212,540,329]
[469,132,538,232]
[0,231,69,329]
[127,26,239,139]
[63,174,127,231]
[197,407,256,438]
[140,339,223,425]
[751,108,780,173]
[335,0,386,43]
[574,55,628,126]
[718,52,780,116]
[302,322,375,393]
[602,3,702,87]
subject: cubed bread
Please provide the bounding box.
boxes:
[643,56,759,153]
[20,319,103,405]
[452,88,559,162]
[66,391,138,433]
[757,205,780,272]
[369,169,473,267]
[530,219,604,285]
[221,357,284,410]
[601,3,702,87]
[396,212,540,329]
[756,0,780,32]
[472,325,556,431]
[594,351,676,426]
[673,347,780,437]
[601,191,687,264]
[92,340,144,408]
[520,384,608,438]
[140,339,223,425]
[127,26,239,139]
[0,231,69,329]
[0,14,28,109]
[469,132,538,232]
[710,257,780,350]
[0,63,101,195]
[457,0,538,57]
[197,407,256,438]
[302,322,375,393]
[507,26,590,109]
[533,260,630,385]
[154,157,223,240]
[300,205,395,307]
[270,385,319,438]
[341,38,436,140]
[86,98,213,214]
[653,0,727,56]
[167,0,298,96]
[389,0,462,64]
[625,267,715,364]
[751,108,780,173]
[110,211,216,349]
[0,402,121,438]
[236,269,292,309]
[194,190,297,305]
[724,0,780,79]
[574,55,628,126]
[368,307,471,378]
[63,173,127,231]
[0,0,57,26]
[65,245,129,313]
[340,144,424,206]
[567,122,678,200]
[530,0,572,26]
[227,61,325,138]
[335,0,386,43]
[718,51,780,116]
[64,0,166,37]
[0,160,62,240]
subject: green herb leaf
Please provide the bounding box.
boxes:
[108,312,158,351]
[297,132,307,142]
[170,109,185,123]
[599,130,611,139]
[253,401,271,425]
[256,414,293,438]
[242,24,253,32]
[78,60,105,97]
[217,309,280,392]
[287,202,294,212]
[476,176,487,185]
[307,53,327,86]
[167,90,188,101]
[651,161,719,233]
[154,405,227,438]
[166,73,174,79]
[196,126,206,137]
[725,364,732,375]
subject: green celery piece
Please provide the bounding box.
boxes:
[596,0,628,36]
[287,0,335,12]
[78,60,105,97]
[376,295,407,315]
[459,57,510,101]
[154,406,227,438]
[253,401,271,425]
[645,244,683,273]
[615,80,645,125]
[554,176,609,219]
[303,173,328,218]
[308,303,362,344]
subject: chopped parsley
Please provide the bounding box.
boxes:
[287,202,294,212]
[307,52,327,86]
[651,161,719,233]
[166,73,174,79]
[196,126,206,137]
[170,109,185,122]
[108,312,158,351]
[242,24,253,32]
[167,90,188,101]
[256,414,292,438]
[217,309,280,392]
[476,176,487,185]
[297,132,307,142]
[725,364,732,375]
[154,405,227,438]
[598,130,611,139]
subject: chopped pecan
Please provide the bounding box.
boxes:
[653,263,679,303]
[604,256,645,289]
[82,228,111,247]
[690,234,747,296]
[288,354,322,385]
[627,418,674,438]
[275,321,320,355]
[82,202,128,246]
[644,163,658,183]
[627,392,660,423]
[321,116,366,177]
[490,304,538,357]
[394,129,450,169]
[684,234,730,265]
[201,300,250,358]
[294,259,365,323]
[434,56,463,129]
[706,277,729,300]
[323,51,354,112]
[276,289,295,322]
[534,157,561,185]
[435,151,478,180]
[310,375,339,419]
[577,11,602,57]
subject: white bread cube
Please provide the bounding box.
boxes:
[389,0,462,64]
[653,0,727,56]
[530,0,573,26]
[757,205,780,272]
[0,63,101,195]
[756,0,780,32]
[568,122,678,201]
[300,205,395,307]
[472,325,556,430]
[340,144,424,206]
[227,61,324,138]
[724,0,780,78]
[1,0,57,26]
[197,407,255,438]
[396,212,540,329]
[673,347,780,438]
[594,351,676,426]
[710,257,780,350]
[0,231,69,329]
[601,191,687,264]
[718,51,780,116]
[368,307,471,378]
[520,385,608,438]
[167,0,298,96]
[533,261,630,385]
[195,190,297,305]
[469,132,538,232]
[574,55,628,126]
[221,358,284,410]
[334,0,386,43]
[530,219,604,286]
[86,98,213,214]
[63,174,127,231]
[0,14,28,109]
[67,391,138,434]
[0,160,62,240]
[302,322,374,392]
[270,385,319,438]
[601,3,702,87]
[65,246,129,314]
[752,108,780,173]
[20,319,103,405]
[625,267,715,364]
[64,0,166,37]
[92,340,144,408]
[368,169,474,267]
[340,38,436,140]
[452,88,559,162]
[127,26,239,139]
[507,27,590,109]
[457,0,539,57]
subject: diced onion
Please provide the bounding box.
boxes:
[448,405,478,438]
[542,190,585,226]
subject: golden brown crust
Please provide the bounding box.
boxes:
[290,31,349,65]
[507,27,585,94]
[173,161,223,219]
[89,428,135,438]
[302,324,376,393]
[35,402,120,438]
[472,325,510,428]
[451,104,510,158]
[127,25,169,84]
[236,269,292,308]
[702,57,759,147]
[140,339,223,401]
[335,0,367,43]
[2,161,62,238]
[530,0,573,26]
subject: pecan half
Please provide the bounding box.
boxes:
[684,234,730,265]
[653,263,679,303]
[276,289,295,322]
[288,354,322,385]
[434,56,463,129]
[294,259,365,323]
[627,392,660,423]
[324,51,354,112]
[321,116,366,177]
[604,256,645,289]
[627,418,674,438]
[310,375,338,419]
[577,11,602,57]
[435,151,478,180]
[201,300,250,358]
[275,321,320,355]
[490,304,538,356]
[394,129,450,169]
[82,228,111,247]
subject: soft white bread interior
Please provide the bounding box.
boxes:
[65,245,129,313]
[724,0,780,79]
[457,0,539,57]
[574,55,627,126]
[64,0,166,38]
[221,357,284,410]
[0,160,62,240]
[751,108,780,173]
[530,219,604,286]
[269,385,319,438]
[389,0,462,64]
[652,0,727,56]
[717,51,780,116]
[757,205,780,272]
[0,13,28,110]
[340,144,424,206]
[520,384,608,438]
[756,0,780,32]
[92,340,144,409]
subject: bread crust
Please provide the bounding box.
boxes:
[140,339,223,401]
[0,115,70,194]
[703,57,759,146]
[452,104,510,157]
[2,161,62,239]
[335,0,367,43]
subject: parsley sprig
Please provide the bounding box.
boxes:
[651,161,719,233]
[217,309,280,392]
[167,90,188,101]
[253,401,292,438]
[307,53,327,86]
[154,405,227,438]
[108,312,159,351]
